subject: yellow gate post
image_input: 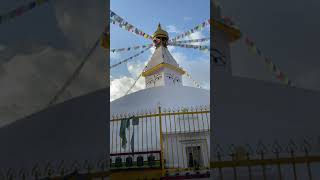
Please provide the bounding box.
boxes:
[158,105,165,176]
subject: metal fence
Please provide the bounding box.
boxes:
[4,105,320,179]
[110,105,211,172]
[0,160,110,180]
[211,140,320,180]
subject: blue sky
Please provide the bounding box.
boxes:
[110,0,210,100]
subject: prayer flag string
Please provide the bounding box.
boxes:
[244,37,293,86]
[172,38,210,44]
[182,69,202,88]
[169,43,210,52]
[125,67,146,95]
[0,0,50,25]
[110,45,152,69]
[110,44,153,53]
[216,14,292,86]
[169,19,210,42]
[47,34,101,106]
[110,10,153,40]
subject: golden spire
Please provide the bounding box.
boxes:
[152,23,169,39]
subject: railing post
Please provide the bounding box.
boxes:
[158,105,165,176]
[304,147,312,180]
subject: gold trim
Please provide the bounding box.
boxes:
[210,156,320,168]
[111,110,210,121]
[212,19,242,42]
[142,63,185,77]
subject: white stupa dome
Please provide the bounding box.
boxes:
[110,85,209,116]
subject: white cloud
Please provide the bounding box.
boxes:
[110,59,148,101]
[110,76,133,101]
[181,31,207,45]
[166,25,181,34]
[127,60,147,77]
[110,75,145,101]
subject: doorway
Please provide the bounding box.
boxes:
[186,145,202,168]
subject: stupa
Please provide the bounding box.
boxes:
[110,24,210,171]
[110,24,210,114]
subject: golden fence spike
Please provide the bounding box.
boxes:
[228,144,237,156]
[71,160,81,172]
[256,140,268,154]
[57,160,65,170]
[286,139,298,153]
[214,144,224,156]
[97,159,106,171]
[245,144,254,155]
[18,168,27,178]
[272,140,283,153]
[162,107,167,112]
[44,161,54,176]
[203,105,208,111]
[301,139,312,152]
[31,163,41,177]
[83,160,93,173]
[195,105,200,112]
[190,106,194,112]
[115,113,119,119]
[6,168,15,179]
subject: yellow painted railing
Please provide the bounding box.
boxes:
[110,105,211,173]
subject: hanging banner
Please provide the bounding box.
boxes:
[110,10,153,40]
[245,37,292,86]
[171,38,210,44]
[0,0,50,25]
[110,44,153,53]
[169,43,210,51]
[110,46,152,69]
[170,19,210,42]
